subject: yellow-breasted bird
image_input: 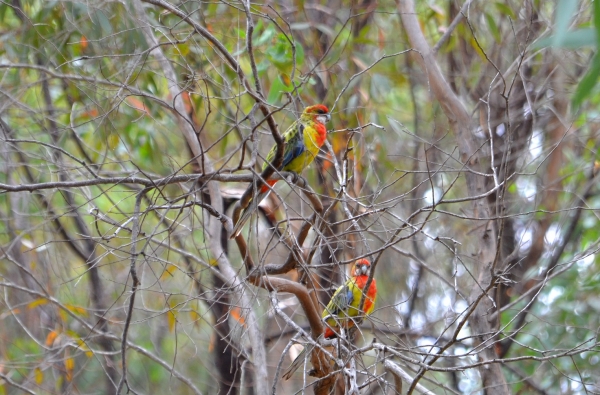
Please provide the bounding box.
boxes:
[230,104,331,238]
[282,259,377,380]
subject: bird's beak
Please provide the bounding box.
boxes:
[325,114,331,123]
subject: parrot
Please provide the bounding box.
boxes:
[230,104,331,238]
[281,258,377,380]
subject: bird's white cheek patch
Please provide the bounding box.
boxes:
[316,115,329,124]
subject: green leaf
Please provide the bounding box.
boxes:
[254,25,276,46]
[594,0,600,42]
[485,13,501,43]
[265,33,305,73]
[553,0,579,47]
[266,73,294,104]
[90,10,113,37]
[494,3,516,19]
[572,52,600,109]
[535,28,596,49]
[0,3,7,22]
[294,41,305,69]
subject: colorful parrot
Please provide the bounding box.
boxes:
[282,258,377,380]
[230,104,331,238]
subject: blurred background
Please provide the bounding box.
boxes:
[0,0,599,393]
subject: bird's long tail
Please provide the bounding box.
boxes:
[282,344,312,380]
[230,180,277,238]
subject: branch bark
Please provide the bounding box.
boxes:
[132,2,269,392]
[398,1,508,393]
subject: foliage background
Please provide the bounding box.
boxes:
[0,0,599,394]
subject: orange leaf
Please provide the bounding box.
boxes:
[83,108,99,119]
[321,152,332,172]
[46,330,59,347]
[208,331,215,353]
[230,306,246,327]
[125,96,149,115]
[80,35,88,51]
[181,91,193,114]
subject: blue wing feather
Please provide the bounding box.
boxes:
[281,123,305,168]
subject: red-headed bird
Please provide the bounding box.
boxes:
[230,104,330,238]
[282,258,377,380]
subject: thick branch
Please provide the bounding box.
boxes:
[252,276,323,339]
[0,171,309,193]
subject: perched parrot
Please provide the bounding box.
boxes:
[282,258,377,380]
[230,104,331,238]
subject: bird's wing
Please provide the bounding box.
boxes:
[263,121,306,171]
[324,280,355,318]
[282,123,306,168]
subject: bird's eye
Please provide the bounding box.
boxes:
[316,109,325,114]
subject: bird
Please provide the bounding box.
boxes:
[230,104,331,238]
[281,258,377,380]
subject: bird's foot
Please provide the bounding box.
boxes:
[287,171,299,184]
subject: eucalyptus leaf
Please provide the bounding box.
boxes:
[535,28,596,49]
[553,0,579,47]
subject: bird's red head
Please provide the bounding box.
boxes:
[303,104,331,125]
[353,259,371,277]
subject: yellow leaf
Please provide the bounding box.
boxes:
[469,37,486,60]
[160,264,178,281]
[85,351,93,358]
[27,298,49,309]
[209,259,218,266]
[167,310,176,332]
[177,43,190,56]
[64,353,74,382]
[107,133,120,150]
[34,367,43,384]
[65,304,88,317]
[74,338,90,352]
[58,309,68,323]
[189,309,200,322]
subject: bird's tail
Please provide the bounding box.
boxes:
[230,180,276,238]
[282,344,312,380]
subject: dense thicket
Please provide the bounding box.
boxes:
[1,1,599,394]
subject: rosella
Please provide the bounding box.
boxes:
[231,104,330,238]
[282,259,377,380]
